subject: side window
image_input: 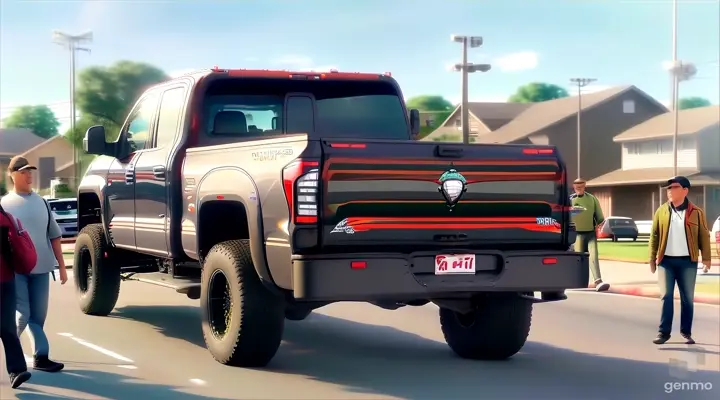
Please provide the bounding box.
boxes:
[155,87,187,149]
[286,96,314,134]
[125,93,159,152]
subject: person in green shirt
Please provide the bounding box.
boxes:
[570,178,610,291]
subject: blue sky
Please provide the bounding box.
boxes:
[1,0,718,133]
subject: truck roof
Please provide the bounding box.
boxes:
[171,67,393,82]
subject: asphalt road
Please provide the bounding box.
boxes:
[1,273,719,400]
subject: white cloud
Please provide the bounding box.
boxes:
[271,55,337,72]
[492,51,539,73]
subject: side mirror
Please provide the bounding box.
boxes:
[84,126,111,156]
[409,109,420,139]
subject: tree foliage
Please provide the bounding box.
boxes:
[406,95,454,111]
[76,60,169,126]
[678,97,711,110]
[508,83,569,103]
[3,105,60,139]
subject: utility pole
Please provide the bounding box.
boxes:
[569,78,597,180]
[671,0,679,176]
[450,35,491,144]
[52,30,93,188]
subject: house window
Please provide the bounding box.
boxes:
[454,119,461,127]
[626,143,640,155]
[659,139,673,154]
[639,141,659,154]
[623,100,635,114]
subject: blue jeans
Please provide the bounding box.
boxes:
[15,273,51,357]
[658,256,697,336]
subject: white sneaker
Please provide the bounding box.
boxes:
[595,281,610,292]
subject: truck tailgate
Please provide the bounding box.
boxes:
[320,140,568,249]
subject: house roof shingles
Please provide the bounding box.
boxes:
[586,167,720,187]
[0,128,46,155]
[612,105,720,142]
[475,86,644,144]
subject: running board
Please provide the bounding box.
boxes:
[121,272,201,299]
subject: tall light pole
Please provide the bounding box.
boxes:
[569,77,597,180]
[451,35,491,144]
[52,30,92,187]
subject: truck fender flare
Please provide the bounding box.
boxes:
[195,167,276,291]
[77,175,111,243]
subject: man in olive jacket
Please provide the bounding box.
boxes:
[570,178,610,291]
[649,176,712,345]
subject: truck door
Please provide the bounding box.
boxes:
[133,85,188,257]
[105,90,160,251]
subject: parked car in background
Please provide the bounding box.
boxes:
[711,215,720,257]
[634,220,652,237]
[596,216,638,241]
[47,198,78,238]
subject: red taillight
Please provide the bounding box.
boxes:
[282,159,320,225]
[351,261,367,269]
[329,143,366,149]
[542,257,558,265]
[523,148,554,155]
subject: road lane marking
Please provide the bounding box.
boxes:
[57,332,135,363]
[567,290,720,308]
[189,378,206,385]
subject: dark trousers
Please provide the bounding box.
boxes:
[658,256,697,336]
[1,279,28,374]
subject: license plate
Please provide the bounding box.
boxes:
[434,254,476,275]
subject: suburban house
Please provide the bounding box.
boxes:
[0,128,45,173]
[0,129,76,192]
[474,86,669,184]
[17,135,77,191]
[423,102,531,140]
[586,105,720,221]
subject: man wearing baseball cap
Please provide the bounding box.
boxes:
[649,176,712,345]
[570,178,611,291]
[1,156,67,372]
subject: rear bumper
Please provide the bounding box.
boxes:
[292,250,589,301]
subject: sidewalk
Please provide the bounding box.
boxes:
[592,259,720,305]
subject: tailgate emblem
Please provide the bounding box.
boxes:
[330,218,355,234]
[438,168,467,210]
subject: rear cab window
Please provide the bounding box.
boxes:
[609,219,635,227]
[194,77,409,147]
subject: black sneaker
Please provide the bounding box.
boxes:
[34,356,64,373]
[10,371,31,389]
[653,333,671,345]
[681,334,696,345]
[595,280,610,292]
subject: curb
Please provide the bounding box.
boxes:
[606,285,720,305]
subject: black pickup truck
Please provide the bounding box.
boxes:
[74,67,589,368]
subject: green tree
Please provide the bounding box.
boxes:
[406,95,454,111]
[76,60,169,126]
[508,82,569,103]
[678,97,711,110]
[3,105,60,139]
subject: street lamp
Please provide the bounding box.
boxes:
[52,30,92,187]
[450,34,491,144]
[569,77,597,181]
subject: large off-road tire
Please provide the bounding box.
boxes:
[440,296,532,360]
[200,240,285,367]
[73,223,121,316]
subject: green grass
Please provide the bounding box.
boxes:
[695,282,720,296]
[597,241,650,262]
[598,240,718,263]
